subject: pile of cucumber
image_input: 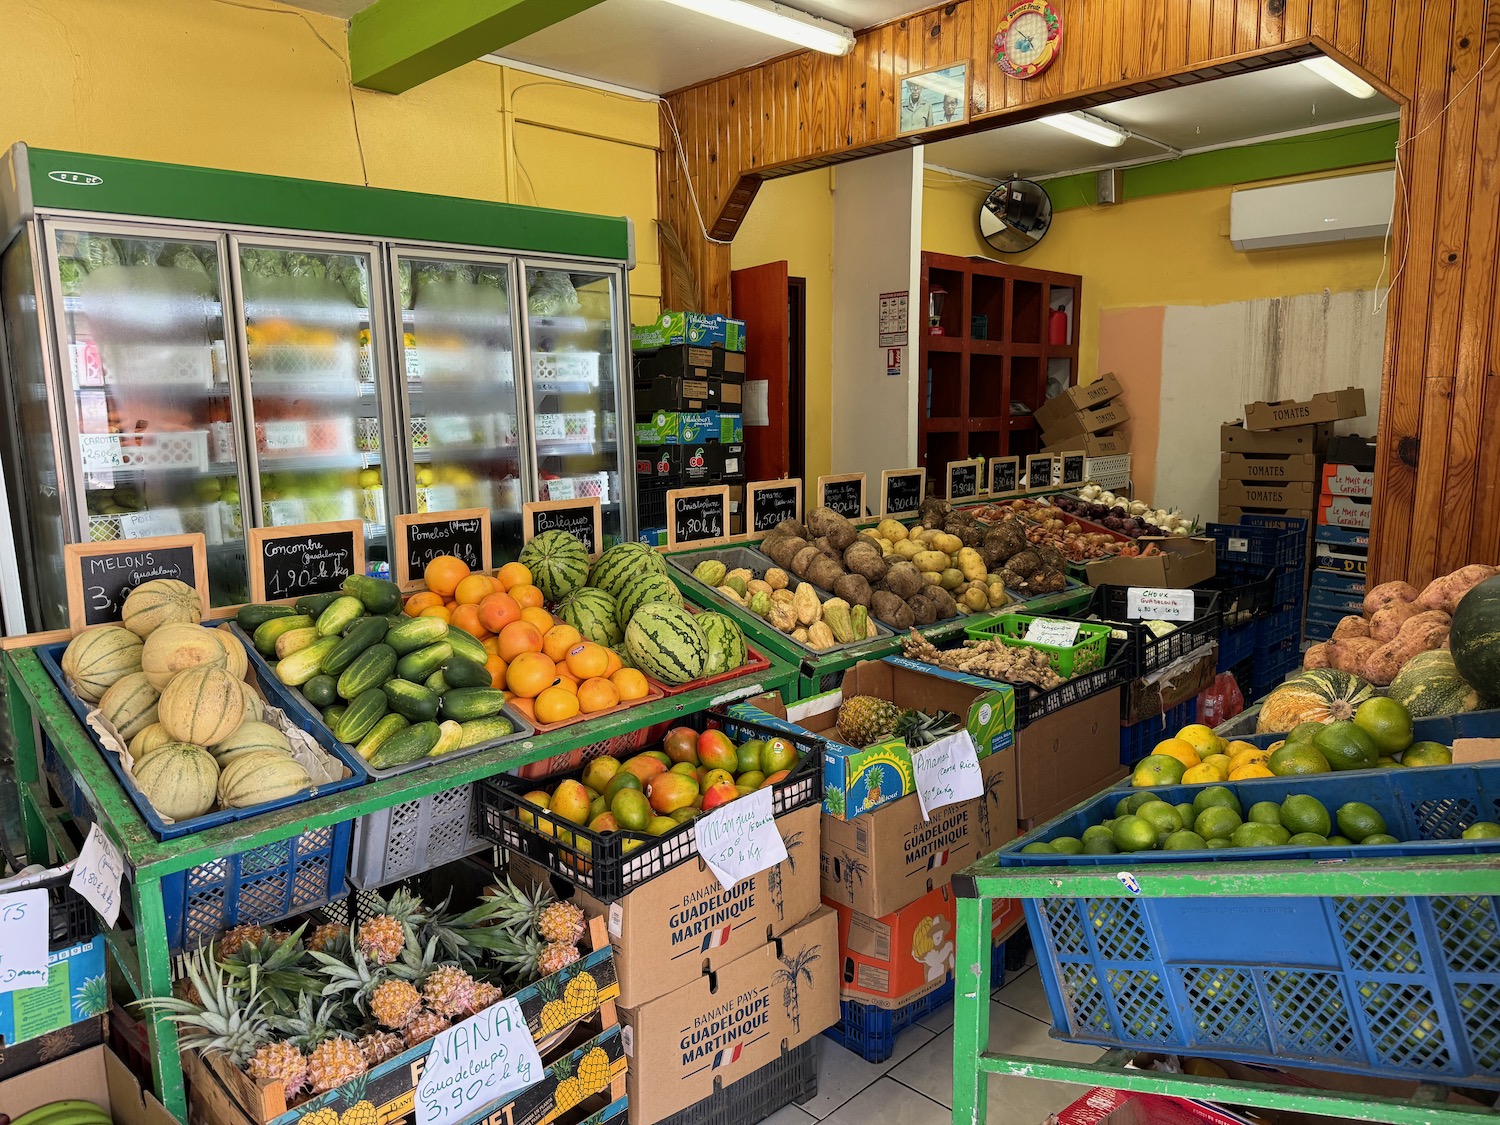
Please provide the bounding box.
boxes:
[236,575,517,771]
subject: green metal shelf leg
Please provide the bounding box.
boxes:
[7,663,50,860]
[134,873,187,1122]
[953,894,992,1125]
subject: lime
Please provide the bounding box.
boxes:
[1280,794,1332,836]
[1269,742,1332,776]
[1336,801,1388,842]
[1314,721,1379,772]
[1083,836,1119,855]
[1112,815,1160,853]
[1174,802,1199,826]
[1082,824,1115,842]
[1126,792,1160,814]
[1327,835,1353,846]
[1050,836,1084,855]
[1232,822,1290,848]
[1248,801,1284,826]
[1131,754,1187,788]
[1462,821,1500,840]
[1354,697,1414,754]
[1287,721,1325,745]
[1115,796,1133,818]
[1401,741,1453,768]
[1193,785,1242,816]
[1204,838,1231,849]
[1287,832,1329,847]
[1163,830,1207,851]
[1194,805,1243,841]
[1137,801,1184,834]
[1377,756,1401,768]
[1020,842,1056,854]
[1360,833,1399,846]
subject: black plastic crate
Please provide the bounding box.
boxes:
[1203,565,1275,627]
[1206,522,1304,569]
[472,709,822,900]
[659,1040,817,1125]
[638,480,671,529]
[1007,637,1132,729]
[1071,586,1222,676]
[49,883,96,949]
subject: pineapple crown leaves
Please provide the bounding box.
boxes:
[309,946,390,1014]
[369,887,428,927]
[894,708,962,748]
[421,890,515,965]
[221,922,320,1017]
[138,946,271,1066]
[272,991,351,1050]
[781,831,805,873]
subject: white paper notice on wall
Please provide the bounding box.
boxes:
[911,730,983,821]
[0,890,49,994]
[70,823,125,929]
[694,787,786,888]
[744,380,770,427]
[1126,587,1196,622]
[415,997,544,1125]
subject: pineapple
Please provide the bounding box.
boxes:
[137,946,269,1066]
[423,965,477,1019]
[540,942,581,976]
[552,1056,582,1114]
[357,889,426,966]
[488,879,556,937]
[496,928,577,986]
[403,1009,450,1048]
[369,979,422,1030]
[306,1037,366,1094]
[218,923,270,958]
[469,980,504,1014]
[577,1045,611,1095]
[247,1041,309,1100]
[309,922,348,954]
[562,972,599,1020]
[893,708,961,747]
[356,1030,406,1068]
[835,696,903,746]
[537,901,586,946]
[300,1108,340,1125]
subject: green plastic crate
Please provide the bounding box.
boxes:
[963,613,1112,677]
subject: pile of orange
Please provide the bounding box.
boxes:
[401,553,649,724]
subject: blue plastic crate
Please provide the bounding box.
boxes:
[1255,606,1302,651]
[1206,523,1303,569]
[1240,513,1311,540]
[1250,644,1301,698]
[1273,569,1305,607]
[1216,623,1256,672]
[999,763,1500,1087]
[1308,583,1366,615]
[1119,699,1198,766]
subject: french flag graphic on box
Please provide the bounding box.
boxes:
[926,849,950,870]
[713,1042,745,1069]
[700,925,733,951]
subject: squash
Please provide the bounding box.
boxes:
[1255,669,1375,734]
[1450,575,1500,704]
[1387,650,1482,717]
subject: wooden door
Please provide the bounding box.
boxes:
[731,261,790,481]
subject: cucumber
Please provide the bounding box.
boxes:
[430,719,464,759]
[295,591,344,618]
[322,616,389,677]
[342,574,402,615]
[334,687,389,744]
[254,614,314,656]
[337,643,397,701]
[386,616,449,655]
[369,721,442,769]
[442,654,492,689]
[303,673,339,708]
[440,687,509,722]
[383,678,440,722]
[321,702,347,728]
[424,670,451,695]
[396,641,452,683]
[355,713,409,762]
[276,636,339,686]
[315,595,366,637]
[274,626,321,660]
[444,626,488,666]
[237,604,297,631]
[457,713,519,748]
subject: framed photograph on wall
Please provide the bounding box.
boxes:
[898,63,969,135]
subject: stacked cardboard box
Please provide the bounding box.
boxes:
[1217,422,1328,522]
[1036,372,1129,458]
[1306,435,1375,642]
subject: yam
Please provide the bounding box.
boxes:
[765,535,807,569]
[1303,643,1332,670]
[1007,549,1041,578]
[1361,616,1452,685]
[1328,637,1379,675]
[773,519,808,540]
[791,545,821,577]
[1332,615,1371,641]
[1415,564,1500,615]
[1363,581,1419,616]
[806,506,853,542]
[882,561,923,600]
[908,591,939,626]
[1368,601,1421,643]
[843,540,888,582]
[833,573,873,607]
[870,590,915,630]
[923,585,958,619]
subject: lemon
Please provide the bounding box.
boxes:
[1401,741,1453,768]
[1182,762,1227,785]
[1021,842,1056,854]
[1175,724,1226,758]
[1050,836,1084,855]
[1152,737,1202,769]
[1229,764,1275,781]
[357,467,382,488]
[1354,697,1414,755]
[1202,753,1232,773]
[1194,805,1242,841]
[1287,832,1329,847]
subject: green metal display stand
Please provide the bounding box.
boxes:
[949,856,1500,1125]
[3,643,796,1123]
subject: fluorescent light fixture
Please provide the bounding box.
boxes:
[1040,111,1129,148]
[1302,56,1377,99]
[656,0,855,56]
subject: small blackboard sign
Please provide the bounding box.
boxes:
[817,473,866,521]
[523,498,603,557]
[667,486,730,549]
[249,520,364,603]
[747,479,802,535]
[1025,454,1056,491]
[64,534,208,631]
[946,458,984,502]
[394,508,490,589]
[880,468,925,518]
[1060,450,1087,487]
[988,456,1020,497]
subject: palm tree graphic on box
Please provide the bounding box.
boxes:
[769,831,805,920]
[836,853,868,900]
[773,944,822,1033]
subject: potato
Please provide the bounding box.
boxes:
[1360,614,1451,685]
[894,539,922,560]
[921,570,943,586]
[882,561,923,599]
[936,533,963,556]
[913,550,949,573]
[960,586,987,612]
[876,519,908,542]
[870,590,915,630]
[939,567,963,590]
[956,546,986,581]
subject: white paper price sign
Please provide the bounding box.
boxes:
[415,997,544,1125]
[1126,587,1196,621]
[911,731,984,821]
[694,787,787,888]
[70,823,125,929]
[261,420,309,451]
[1023,618,1080,647]
[0,890,49,994]
[121,509,185,538]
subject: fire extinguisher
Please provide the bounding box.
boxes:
[1048,307,1068,345]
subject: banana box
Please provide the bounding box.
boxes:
[0,1045,176,1125]
[0,935,106,1054]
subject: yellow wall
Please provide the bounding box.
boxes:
[921,168,1390,380]
[730,169,836,483]
[0,0,662,322]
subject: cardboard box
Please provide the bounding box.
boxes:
[1035,397,1131,438]
[636,443,714,485]
[1038,372,1124,414]
[634,343,747,379]
[0,1046,176,1125]
[634,409,717,445]
[1243,387,1366,430]
[1321,462,1375,497]
[708,440,745,482]
[1041,431,1128,457]
[632,311,747,352]
[1123,645,1218,724]
[1013,687,1124,822]
[820,750,1014,917]
[718,379,744,414]
[1218,452,1320,482]
[1219,504,1314,524]
[1017,767,1129,833]
[1318,492,1373,529]
[1083,536,1217,589]
[1315,543,1368,576]
[1219,479,1317,510]
[1315,523,1369,550]
[620,908,837,1125]
[718,412,744,442]
[1219,422,1328,455]
[1,936,106,1050]
[634,373,722,414]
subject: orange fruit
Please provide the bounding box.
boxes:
[510,583,544,609]
[404,590,443,616]
[496,562,532,591]
[450,603,484,638]
[549,672,579,695]
[543,624,584,663]
[419,605,452,623]
[610,668,649,701]
[1152,738,1202,770]
[506,651,557,698]
[478,591,521,634]
[485,655,508,689]
[507,696,536,721]
[520,606,555,633]
[425,555,470,597]
[535,685,581,724]
[602,648,623,678]
[455,574,497,605]
[481,635,501,656]
[565,641,609,679]
[497,621,545,661]
[578,677,620,714]
[444,599,458,610]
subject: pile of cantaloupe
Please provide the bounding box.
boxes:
[60,579,315,822]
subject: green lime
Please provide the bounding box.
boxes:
[1083,836,1119,855]
[1204,838,1231,849]
[1193,785,1242,816]
[1082,824,1115,842]
[1280,794,1332,836]
[1175,802,1199,827]
[1462,821,1500,840]
[1194,806,1243,841]
[1377,756,1401,768]
[1232,822,1290,848]
[1287,832,1329,847]
[1131,755,1186,788]
[1248,801,1283,826]
[1336,801,1387,842]
[1050,836,1084,855]
[1021,842,1056,854]
[1269,742,1332,776]
[1286,721,1325,745]
[1163,830,1207,851]
[1115,796,1133,818]
[1137,800,1184,834]
[1127,791,1163,814]
[1112,815,1160,853]
[1360,833,1399,846]
[1354,697,1414,754]
[1327,835,1353,846]
[1401,741,1453,768]
[1314,721,1379,772]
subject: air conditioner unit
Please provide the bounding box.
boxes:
[1230,169,1395,251]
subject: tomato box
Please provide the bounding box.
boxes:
[1242,387,1366,431]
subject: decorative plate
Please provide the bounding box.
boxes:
[994,0,1062,80]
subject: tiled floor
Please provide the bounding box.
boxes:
[765,953,1102,1125]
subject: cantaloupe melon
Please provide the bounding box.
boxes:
[211,721,291,766]
[133,743,218,820]
[214,623,250,680]
[238,681,266,724]
[142,623,227,690]
[217,750,312,808]
[61,625,143,703]
[121,579,200,638]
[97,672,160,741]
[128,722,174,761]
[158,664,243,747]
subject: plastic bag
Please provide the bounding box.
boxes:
[1197,671,1245,728]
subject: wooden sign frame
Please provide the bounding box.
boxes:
[522,497,605,557]
[666,485,732,550]
[879,468,926,519]
[945,457,985,502]
[816,473,866,521]
[248,520,365,604]
[1058,450,1087,488]
[64,533,209,632]
[393,508,491,589]
[988,456,1021,498]
[1025,454,1057,492]
[746,478,803,536]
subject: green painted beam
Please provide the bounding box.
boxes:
[1044,119,1398,211]
[350,0,608,93]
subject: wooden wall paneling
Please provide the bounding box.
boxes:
[1100,0,1127,84]
[1234,0,1262,53]
[1259,0,1285,51]
[1310,0,1338,39]
[1188,0,1213,63]
[1464,20,1500,559]
[875,21,897,129]
[1118,0,1146,81]
[1210,0,1235,56]
[847,33,869,147]
[1142,0,1169,73]
[1283,0,1311,40]
[1333,0,1365,65]
[1360,0,1397,85]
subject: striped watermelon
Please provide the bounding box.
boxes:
[625,603,708,685]
[588,542,667,601]
[559,587,623,647]
[696,612,748,677]
[617,571,683,630]
[61,625,143,703]
[519,530,590,603]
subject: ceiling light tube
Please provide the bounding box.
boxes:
[655,0,855,56]
[1040,111,1130,148]
[1302,56,1377,99]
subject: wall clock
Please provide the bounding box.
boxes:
[994,0,1062,80]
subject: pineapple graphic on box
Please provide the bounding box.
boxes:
[911,915,954,984]
[73,972,109,1018]
[552,1055,583,1116]
[577,1044,611,1096]
[771,943,822,1034]
[824,786,846,819]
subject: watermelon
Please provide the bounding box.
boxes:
[588,542,667,601]
[625,603,708,685]
[519,530,590,603]
[696,612,748,677]
[1387,650,1483,717]
[1255,669,1375,734]
[616,571,683,629]
[559,587,623,647]
[1450,576,1500,704]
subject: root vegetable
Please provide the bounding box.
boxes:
[791,545,821,577]
[900,629,1065,688]
[882,561,923,600]
[833,573,873,607]
[1363,581,1419,616]
[792,582,822,626]
[1415,564,1500,614]
[871,590,915,630]
[1332,615,1371,641]
[806,555,848,591]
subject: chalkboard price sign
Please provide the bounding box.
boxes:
[747,479,802,534]
[394,508,490,588]
[1060,451,1087,487]
[817,473,866,521]
[523,498,603,557]
[1024,454,1056,491]
[667,486,730,549]
[880,468,925,518]
[249,521,364,603]
[988,456,1020,497]
[64,534,208,631]
[946,458,984,502]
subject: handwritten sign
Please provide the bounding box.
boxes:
[1060,451,1087,487]
[249,520,363,603]
[523,498,603,556]
[817,473,866,521]
[395,508,490,589]
[1126,587,1197,622]
[415,997,544,1125]
[1024,454,1055,491]
[694,787,787,888]
[667,486,730,550]
[747,478,802,534]
[911,730,984,821]
[1023,618,1081,647]
[0,890,49,994]
[988,456,1020,497]
[946,458,984,502]
[880,468,925,518]
[64,534,208,631]
[71,823,125,929]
